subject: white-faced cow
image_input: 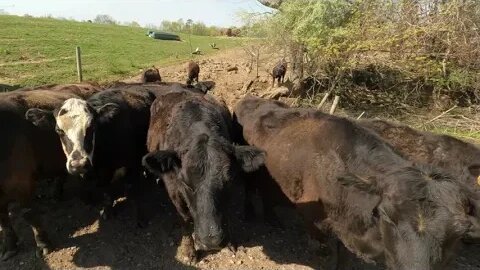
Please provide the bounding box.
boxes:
[234,96,478,270]
[0,86,99,260]
[26,87,157,225]
[142,90,264,263]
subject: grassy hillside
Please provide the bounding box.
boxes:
[0,15,242,86]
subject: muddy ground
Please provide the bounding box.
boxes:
[3,49,480,270]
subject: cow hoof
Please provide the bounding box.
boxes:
[100,208,115,220]
[35,247,51,258]
[227,242,237,253]
[178,237,197,265]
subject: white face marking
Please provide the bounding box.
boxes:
[55,98,95,171]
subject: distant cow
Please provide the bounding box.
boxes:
[26,87,158,225]
[234,96,477,270]
[272,59,287,87]
[141,67,162,83]
[143,91,264,263]
[0,87,98,260]
[186,61,200,86]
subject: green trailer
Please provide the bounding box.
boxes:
[147,30,180,41]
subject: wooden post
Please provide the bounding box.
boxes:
[76,46,83,82]
[256,47,260,78]
[317,92,330,110]
[329,95,340,114]
[356,111,365,120]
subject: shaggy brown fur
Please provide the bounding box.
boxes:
[234,96,477,270]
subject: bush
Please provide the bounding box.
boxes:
[250,0,480,110]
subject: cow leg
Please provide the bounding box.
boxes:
[162,175,197,264]
[96,169,115,220]
[0,203,18,261]
[52,175,66,201]
[296,202,342,269]
[124,166,148,228]
[243,174,256,222]
[22,206,51,258]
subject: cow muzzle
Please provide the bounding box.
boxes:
[67,157,92,175]
[193,229,226,251]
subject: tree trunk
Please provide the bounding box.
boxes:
[289,43,306,95]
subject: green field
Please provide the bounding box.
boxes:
[0,15,242,87]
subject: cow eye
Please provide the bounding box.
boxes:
[55,126,65,135]
[466,200,476,216]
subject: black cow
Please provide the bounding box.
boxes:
[272,59,287,87]
[142,91,264,263]
[234,96,478,270]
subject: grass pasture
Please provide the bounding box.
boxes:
[0,15,241,86]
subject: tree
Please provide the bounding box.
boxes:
[257,0,284,9]
[94,14,116,25]
[129,21,141,28]
[186,19,193,32]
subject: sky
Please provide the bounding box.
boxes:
[0,0,272,27]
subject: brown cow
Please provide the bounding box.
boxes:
[359,119,480,192]
[359,119,480,241]
[141,67,162,83]
[234,96,478,270]
[186,61,200,86]
[17,82,102,99]
[0,87,98,260]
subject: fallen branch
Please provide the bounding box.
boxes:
[317,92,331,110]
[261,86,290,99]
[241,79,254,93]
[356,111,365,120]
[425,105,457,124]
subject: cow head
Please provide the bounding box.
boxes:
[339,167,477,270]
[143,134,264,250]
[142,67,161,83]
[26,98,120,175]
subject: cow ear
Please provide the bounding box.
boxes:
[337,173,379,195]
[96,103,120,122]
[234,145,265,173]
[25,108,56,129]
[142,150,181,175]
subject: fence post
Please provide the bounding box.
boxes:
[317,92,330,110]
[76,46,83,82]
[329,95,340,114]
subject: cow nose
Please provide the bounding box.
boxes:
[68,158,91,174]
[202,226,225,249]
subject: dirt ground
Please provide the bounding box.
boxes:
[3,49,480,270]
